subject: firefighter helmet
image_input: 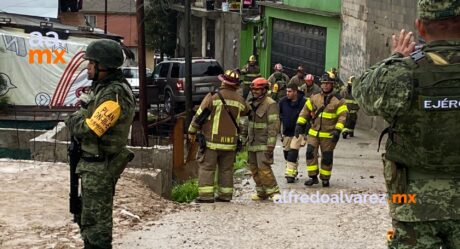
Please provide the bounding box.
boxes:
[321,73,335,83]
[348,75,355,85]
[305,74,314,83]
[249,55,257,62]
[296,66,304,73]
[326,70,336,79]
[251,77,269,90]
[84,39,124,69]
[218,69,240,85]
[274,63,283,71]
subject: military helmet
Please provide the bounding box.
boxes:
[218,69,240,85]
[84,39,124,69]
[321,73,335,83]
[251,77,269,90]
[418,0,460,20]
[348,75,356,85]
[248,55,257,62]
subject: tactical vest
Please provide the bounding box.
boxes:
[384,48,460,174]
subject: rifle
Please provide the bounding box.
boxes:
[68,136,81,224]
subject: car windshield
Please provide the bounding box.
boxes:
[122,68,151,78]
[191,62,223,77]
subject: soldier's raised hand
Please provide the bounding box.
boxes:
[392,29,416,57]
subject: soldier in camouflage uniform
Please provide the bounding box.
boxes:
[353,1,460,248]
[65,39,135,249]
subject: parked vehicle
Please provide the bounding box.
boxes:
[121,67,152,98]
[147,58,224,114]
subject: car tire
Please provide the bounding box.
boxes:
[164,90,175,115]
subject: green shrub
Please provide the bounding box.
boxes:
[233,150,248,172]
[171,178,198,203]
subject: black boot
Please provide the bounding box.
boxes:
[342,132,348,139]
[286,177,295,183]
[322,180,330,187]
[304,176,319,186]
[283,150,289,160]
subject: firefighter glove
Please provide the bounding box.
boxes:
[331,129,341,143]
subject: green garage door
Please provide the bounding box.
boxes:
[271,19,327,77]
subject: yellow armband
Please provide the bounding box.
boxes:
[85,100,121,137]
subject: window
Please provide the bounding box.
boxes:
[85,15,96,27]
[171,63,180,78]
[159,63,169,78]
[191,61,223,77]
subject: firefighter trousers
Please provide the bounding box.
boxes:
[283,136,306,178]
[248,151,280,198]
[344,112,358,133]
[306,136,337,180]
[198,148,236,201]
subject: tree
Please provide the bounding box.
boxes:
[144,0,177,61]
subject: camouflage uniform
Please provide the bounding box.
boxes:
[65,39,135,249]
[353,1,460,248]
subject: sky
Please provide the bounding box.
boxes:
[0,0,58,18]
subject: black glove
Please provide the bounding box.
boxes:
[331,129,341,143]
[294,124,306,138]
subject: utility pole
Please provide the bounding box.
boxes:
[136,0,148,145]
[184,0,193,128]
[104,0,107,34]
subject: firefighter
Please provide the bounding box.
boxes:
[340,76,360,139]
[288,66,305,89]
[188,69,250,203]
[295,73,348,187]
[327,68,344,93]
[299,74,322,99]
[240,55,261,100]
[244,77,281,200]
[279,83,306,183]
[268,63,290,102]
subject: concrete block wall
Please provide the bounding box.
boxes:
[0,128,46,150]
[30,122,173,197]
[340,0,417,132]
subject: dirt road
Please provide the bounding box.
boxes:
[0,160,183,249]
[117,129,391,249]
